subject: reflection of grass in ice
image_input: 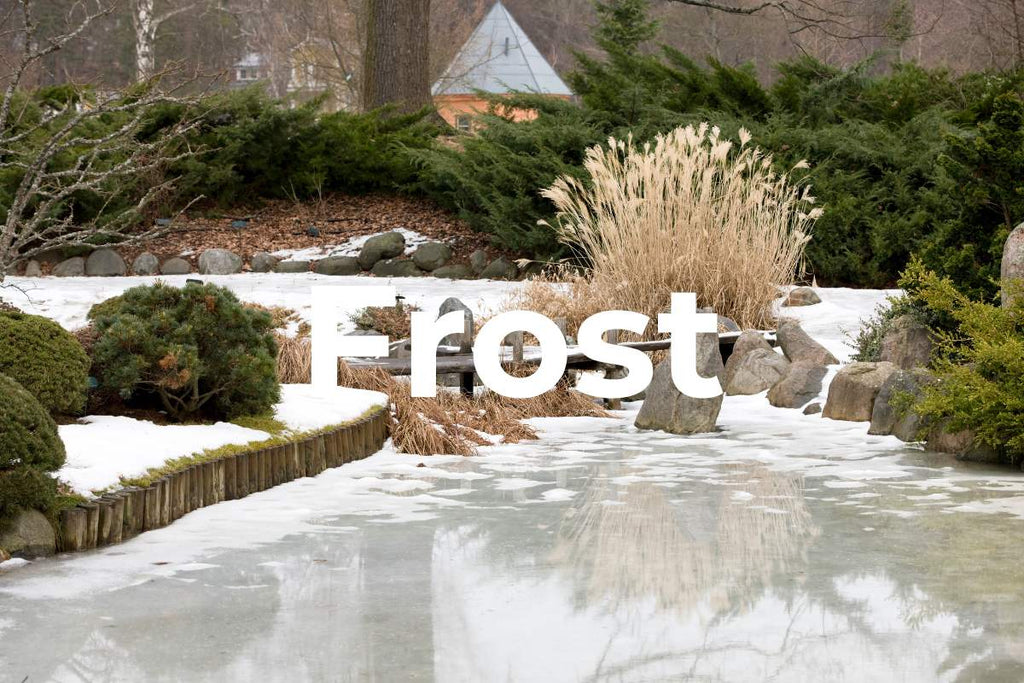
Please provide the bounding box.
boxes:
[550,464,818,616]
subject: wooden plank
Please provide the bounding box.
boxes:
[347,331,773,376]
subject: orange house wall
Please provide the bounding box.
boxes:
[434,93,572,128]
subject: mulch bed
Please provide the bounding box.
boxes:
[118,193,504,267]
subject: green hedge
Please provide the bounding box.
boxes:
[0,373,65,524]
[0,311,90,416]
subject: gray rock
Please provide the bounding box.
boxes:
[23,260,41,277]
[131,252,160,276]
[314,256,361,276]
[250,252,279,273]
[85,248,126,276]
[823,361,898,422]
[432,264,475,280]
[439,297,473,347]
[717,315,741,333]
[52,257,85,277]
[635,333,723,434]
[723,330,774,382]
[724,348,790,396]
[767,361,827,409]
[480,256,518,280]
[412,242,452,271]
[869,368,934,440]
[926,422,1003,463]
[469,249,489,275]
[198,248,242,275]
[371,258,422,278]
[358,232,406,270]
[776,319,839,366]
[879,315,933,370]
[783,287,821,307]
[803,402,822,415]
[160,257,191,275]
[275,260,310,274]
[0,509,55,559]
[1002,221,1024,307]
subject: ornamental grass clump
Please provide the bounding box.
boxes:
[539,123,819,331]
[89,282,280,422]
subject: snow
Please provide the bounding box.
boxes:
[58,417,270,496]
[274,384,387,432]
[57,385,387,497]
[0,272,523,332]
[272,227,436,262]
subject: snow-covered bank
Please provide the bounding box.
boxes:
[0,272,525,331]
[57,384,387,497]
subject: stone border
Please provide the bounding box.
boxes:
[55,407,390,553]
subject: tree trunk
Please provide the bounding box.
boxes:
[134,0,156,81]
[362,0,432,113]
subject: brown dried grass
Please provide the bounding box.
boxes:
[535,124,818,331]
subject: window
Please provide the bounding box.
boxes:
[455,115,472,133]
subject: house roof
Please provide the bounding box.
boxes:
[432,1,572,97]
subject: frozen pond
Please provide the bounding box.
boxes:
[3,282,1024,681]
[4,405,1024,682]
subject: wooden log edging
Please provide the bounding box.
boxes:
[57,406,391,554]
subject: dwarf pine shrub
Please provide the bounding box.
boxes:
[0,311,89,415]
[90,282,280,422]
[910,271,1024,462]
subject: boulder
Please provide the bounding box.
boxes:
[767,361,827,409]
[469,249,489,275]
[52,257,85,277]
[803,402,822,415]
[358,232,406,270]
[868,368,934,440]
[783,287,821,307]
[1002,221,1024,306]
[480,256,518,280]
[725,348,790,396]
[160,257,191,275]
[371,258,422,278]
[275,260,310,274]
[198,248,242,275]
[250,252,279,273]
[23,260,41,277]
[314,256,361,276]
[723,330,774,379]
[776,319,839,365]
[717,315,741,333]
[0,547,9,563]
[131,252,160,276]
[823,361,898,422]
[412,242,452,271]
[926,422,1003,464]
[0,509,55,559]
[439,297,473,347]
[85,248,126,276]
[432,264,475,280]
[635,333,723,434]
[879,315,932,369]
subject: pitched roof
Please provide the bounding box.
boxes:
[432,1,573,97]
